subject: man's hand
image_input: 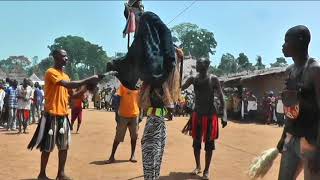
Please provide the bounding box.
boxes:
[106,62,114,72]
[98,71,118,79]
[221,120,227,128]
[166,108,174,121]
[87,75,103,85]
[308,150,320,174]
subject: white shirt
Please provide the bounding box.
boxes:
[17,85,33,110]
[0,89,5,110]
[276,100,284,114]
[247,101,258,111]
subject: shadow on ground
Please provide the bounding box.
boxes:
[159,172,202,180]
[90,160,130,165]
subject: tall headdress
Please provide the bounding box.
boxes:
[123,0,144,49]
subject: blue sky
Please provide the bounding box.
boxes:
[1,1,320,67]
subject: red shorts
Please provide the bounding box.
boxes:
[191,112,219,142]
[71,108,82,123]
[17,109,30,122]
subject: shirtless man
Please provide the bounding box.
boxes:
[182,58,227,180]
[277,25,320,180]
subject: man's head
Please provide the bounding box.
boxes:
[282,25,310,57]
[23,78,28,88]
[52,49,68,68]
[269,91,274,97]
[34,82,39,88]
[196,57,210,74]
[5,78,11,84]
[12,79,18,88]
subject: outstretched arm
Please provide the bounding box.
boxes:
[58,75,101,89]
[181,77,194,91]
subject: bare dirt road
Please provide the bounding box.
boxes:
[0,109,303,180]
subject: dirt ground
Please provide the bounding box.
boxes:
[0,109,304,180]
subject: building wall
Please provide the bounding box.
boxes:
[241,73,286,99]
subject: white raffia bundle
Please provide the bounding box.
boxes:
[248,148,279,179]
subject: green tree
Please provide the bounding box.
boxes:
[236,53,254,71]
[31,56,39,66]
[270,57,288,68]
[171,23,217,59]
[218,53,237,74]
[171,23,198,41]
[0,55,31,73]
[27,57,54,78]
[208,65,223,77]
[255,55,265,70]
[48,35,110,80]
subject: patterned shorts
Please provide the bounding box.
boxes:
[39,113,71,152]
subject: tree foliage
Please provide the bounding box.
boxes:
[0,56,31,74]
[236,53,254,71]
[26,35,111,80]
[217,53,237,74]
[47,35,110,80]
[208,65,223,77]
[255,55,265,70]
[270,57,288,68]
[27,57,54,78]
[171,23,217,59]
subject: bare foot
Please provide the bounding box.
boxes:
[191,168,202,175]
[56,175,72,180]
[104,158,115,164]
[129,157,137,163]
[38,174,53,180]
[202,171,209,180]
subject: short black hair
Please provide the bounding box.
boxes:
[286,25,311,49]
[51,49,62,59]
[5,77,11,83]
[197,57,210,66]
[12,79,18,86]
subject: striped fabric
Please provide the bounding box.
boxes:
[7,87,17,108]
[141,116,166,180]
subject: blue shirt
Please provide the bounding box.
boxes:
[35,88,44,105]
[7,87,17,108]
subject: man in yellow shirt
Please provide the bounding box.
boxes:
[105,84,140,164]
[28,49,102,180]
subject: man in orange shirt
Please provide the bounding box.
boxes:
[28,49,102,180]
[105,84,140,164]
